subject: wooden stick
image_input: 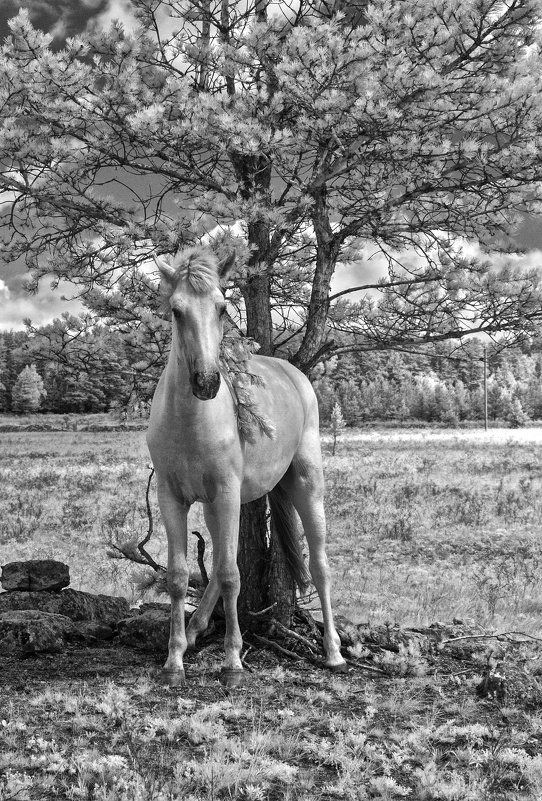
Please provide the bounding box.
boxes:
[270,618,320,655]
[137,467,166,573]
[247,602,278,617]
[345,658,386,675]
[191,530,209,586]
[251,633,304,662]
[441,631,542,646]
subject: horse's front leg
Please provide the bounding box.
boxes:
[207,491,244,687]
[157,477,190,687]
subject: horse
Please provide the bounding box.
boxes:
[146,246,346,687]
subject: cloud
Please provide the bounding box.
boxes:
[0,278,84,332]
[329,240,542,303]
[1,0,111,42]
[93,0,138,31]
[331,249,388,297]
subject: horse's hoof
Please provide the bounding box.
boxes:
[219,668,245,689]
[328,661,348,674]
[160,668,186,687]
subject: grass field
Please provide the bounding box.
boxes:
[325,428,542,634]
[2,425,542,632]
[2,425,542,800]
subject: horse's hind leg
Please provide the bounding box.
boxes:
[281,438,346,671]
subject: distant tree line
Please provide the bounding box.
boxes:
[313,340,542,427]
[0,316,164,415]
[2,319,542,426]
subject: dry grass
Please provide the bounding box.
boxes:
[2,425,542,632]
[3,423,542,799]
[322,428,542,635]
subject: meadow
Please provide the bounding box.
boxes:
[2,424,542,800]
[2,424,542,631]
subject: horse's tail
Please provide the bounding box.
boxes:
[268,484,311,594]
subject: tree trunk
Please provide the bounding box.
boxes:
[267,517,297,625]
[237,497,269,620]
[291,188,341,374]
[235,218,297,624]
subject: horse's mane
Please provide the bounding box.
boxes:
[166,247,220,295]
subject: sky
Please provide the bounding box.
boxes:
[0,0,137,331]
[1,1,542,331]
[0,0,134,42]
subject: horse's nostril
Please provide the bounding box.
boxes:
[196,373,205,387]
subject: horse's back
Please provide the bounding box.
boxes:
[251,355,317,414]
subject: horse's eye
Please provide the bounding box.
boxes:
[218,304,227,318]
[172,307,182,320]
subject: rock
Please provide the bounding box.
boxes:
[118,609,171,652]
[56,589,130,623]
[0,591,56,615]
[0,588,129,625]
[139,601,171,614]
[0,610,76,655]
[75,621,117,641]
[1,560,70,592]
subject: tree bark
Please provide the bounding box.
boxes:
[237,497,269,620]
[291,188,341,374]
[235,216,297,624]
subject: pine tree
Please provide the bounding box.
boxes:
[11,364,46,414]
[0,331,26,411]
[330,401,346,456]
[313,376,335,422]
[508,398,529,428]
[434,383,459,425]
[337,378,363,425]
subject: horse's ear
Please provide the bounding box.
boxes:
[154,254,176,283]
[217,250,236,284]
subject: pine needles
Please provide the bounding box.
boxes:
[220,335,276,444]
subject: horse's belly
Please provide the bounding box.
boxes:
[240,439,297,503]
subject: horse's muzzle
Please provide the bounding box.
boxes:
[191,370,221,400]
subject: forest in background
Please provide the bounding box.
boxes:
[1,317,541,426]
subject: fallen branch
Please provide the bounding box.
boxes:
[251,633,304,662]
[441,631,542,646]
[247,603,278,617]
[270,618,321,655]
[345,658,386,675]
[191,530,209,587]
[137,467,166,573]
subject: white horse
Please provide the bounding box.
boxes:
[147,246,346,687]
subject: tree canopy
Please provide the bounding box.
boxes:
[2,0,542,373]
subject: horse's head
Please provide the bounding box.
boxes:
[155,247,236,400]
